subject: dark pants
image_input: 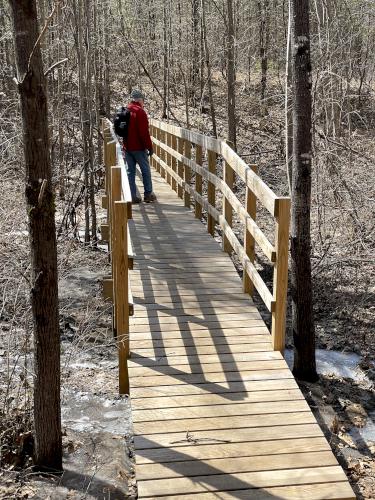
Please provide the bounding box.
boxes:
[125,150,153,199]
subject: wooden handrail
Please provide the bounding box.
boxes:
[150,120,291,352]
[152,137,276,262]
[101,118,133,394]
[151,118,278,216]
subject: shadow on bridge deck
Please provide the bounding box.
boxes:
[127,170,355,499]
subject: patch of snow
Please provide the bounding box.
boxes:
[62,391,132,435]
[284,348,369,382]
[69,361,98,369]
[349,410,375,446]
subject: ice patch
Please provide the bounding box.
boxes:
[349,410,375,447]
[284,348,368,382]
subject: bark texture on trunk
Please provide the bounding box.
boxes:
[258,0,269,102]
[9,0,62,470]
[201,0,217,137]
[191,0,200,106]
[291,0,318,382]
[226,0,236,149]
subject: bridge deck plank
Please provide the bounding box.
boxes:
[129,171,354,498]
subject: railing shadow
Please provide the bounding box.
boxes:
[128,174,278,401]
[135,437,279,499]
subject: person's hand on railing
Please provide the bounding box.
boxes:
[147,148,154,157]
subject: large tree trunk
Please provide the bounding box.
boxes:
[291,0,318,382]
[9,0,62,470]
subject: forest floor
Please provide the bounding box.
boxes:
[0,200,136,499]
[1,73,374,498]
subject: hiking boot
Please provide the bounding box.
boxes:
[132,196,142,204]
[144,192,157,203]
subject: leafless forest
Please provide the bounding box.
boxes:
[0,0,374,498]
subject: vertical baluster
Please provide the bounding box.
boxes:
[177,137,184,199]
[222,157,235,253]
[184,140,191,208]
[104,137,116,254]
[171,134,177,193]
[243,165,257,295]
[150,124,155,170]
[113,200,130,394]
[110,167,122,338]
[195,145,203,219]
[155,126,160,174]
[271,198,291,352]
[166,132,172,186]
[160,129,166,179]
[207,150,217,235]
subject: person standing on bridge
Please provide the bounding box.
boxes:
[123,89,156,203]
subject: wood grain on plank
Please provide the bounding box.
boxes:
[132,400,311,423]
[128,168,354,499]
[146,482,355,500]
[135,436,330,465]
[137,466,347,497]
[130,378,299,398]
[128,360,289,378]
[133,412,316,435]
[135,450,338,480]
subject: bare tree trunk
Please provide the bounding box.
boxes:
[201,0,217,137]
[9,0,62,471]
[258,0,270,103]
[162,0,168,119]
[148,0,157,72]
[73,0,90,243]
[199,12,205,105]
[226,0,237,148]
[285,0,293,194]
[93,0,103,167]
[103,0,110,116]
[191,0,200,106]
[57,1,65,199]
[178,62,190,128]
[85,0,97,244]
[291,0,318,382]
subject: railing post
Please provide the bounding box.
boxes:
[243,165,257,295]
[113,200,130,395]
[207,150,217,235]
[222,147,235,253]
[271,197,291,352]
[195,145,203,219]
[110,166,122,336]
[102,130,116,252]
[103,122,116,197]
[183,140,191,208]
[160,129,166,179]
[177,137,184,199]
[154,126,160,174]
[150,124,155,170]
[171,134,178,193]
[166,131,172,186]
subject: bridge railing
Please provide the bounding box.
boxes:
[100,118,133,394]
[150,118,290,352]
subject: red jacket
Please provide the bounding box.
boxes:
[124,102,153,151]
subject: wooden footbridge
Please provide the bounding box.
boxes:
[100,119,355,499]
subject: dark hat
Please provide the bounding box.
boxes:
[130,89,145,100]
